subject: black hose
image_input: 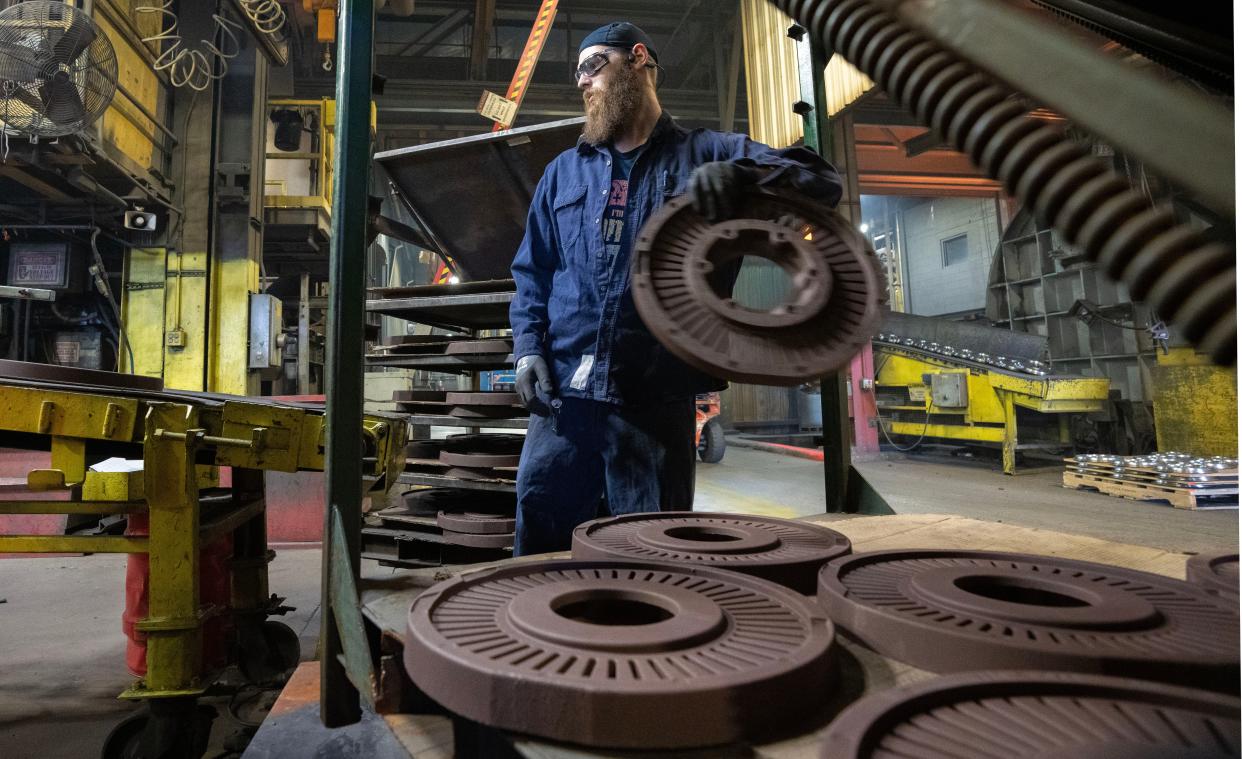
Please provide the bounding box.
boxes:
[771,0,1235,365]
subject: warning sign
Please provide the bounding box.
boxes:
[476,90,519,128]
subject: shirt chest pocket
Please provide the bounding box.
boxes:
[552,183,588,254]
[658,168,694,206]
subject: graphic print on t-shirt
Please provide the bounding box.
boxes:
[603,178,629,259]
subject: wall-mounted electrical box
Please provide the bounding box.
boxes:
[931,373,969,408]
[249,293,283,372]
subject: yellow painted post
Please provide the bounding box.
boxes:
[137,404,205,696]
[1151,348,1238,456]
[1001,391,1017,475]
[207,257,261,395]
[163,251,210,391]
[120,247,167,379]
[49,436,87,485]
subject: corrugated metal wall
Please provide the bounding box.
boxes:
[740,0,803,149]
[740,0,873,149]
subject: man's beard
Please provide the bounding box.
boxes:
[582,62,644,144]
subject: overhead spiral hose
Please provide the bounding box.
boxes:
[769,0,1235,365]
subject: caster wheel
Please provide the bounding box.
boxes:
[100,710,146,759]
[100,702,215,759]
[239,620,301,685]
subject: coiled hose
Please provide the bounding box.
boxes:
[771,0,1235,364]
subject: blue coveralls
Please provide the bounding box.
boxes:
[509,111,843,555]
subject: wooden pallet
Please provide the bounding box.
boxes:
[1065,465,1238,489]
[1063,471,1239,510]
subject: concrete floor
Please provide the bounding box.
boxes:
[1,446,1236,757]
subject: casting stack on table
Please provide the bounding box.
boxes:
[399,512,1240,756]
[1064,452,1239,510]
[363,280,527,568]
[363,404,525,568]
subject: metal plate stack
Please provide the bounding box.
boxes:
[1064,452,1239,509]
[369,337,515,372]
[366,430,523,567]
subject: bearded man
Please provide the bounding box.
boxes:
[508,22,844,555]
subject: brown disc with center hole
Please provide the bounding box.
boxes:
[443,433,525,455]
[572,512,851,594]
[819,670,1241,759]
[1186,552,1239,598]
[436,511,516,534]
[818,549,1239,689]
[404,488,514,515]
[405,439,443,459]
[445,339,513,355]
[438,450,522,468]
[393,389,447,402]
[446,391,521,406]
[404,560,836,749]
[630,190,886,385]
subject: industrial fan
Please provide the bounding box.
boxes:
[0,1,117,138]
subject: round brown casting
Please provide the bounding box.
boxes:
[443,433,525,455]
[445,339,514,355]
[572,512,851,594]
[404,560,836,749]
[1186,552,1239,598]
[439,530,514,549]
[630,191,886,385]
[403,488,515,516]
[436,511,516,534]
[438,451,522,469]
[819,670,1241,758]
[818,549,1239,689]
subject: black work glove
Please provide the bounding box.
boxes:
[515,354,555,410]
[687,162,761,222]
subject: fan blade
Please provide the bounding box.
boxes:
[50,11,97,64]
[0,41,44,83]
[11,85,42,112]
[40,81,85,126]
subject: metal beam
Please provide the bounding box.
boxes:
[470,0,496,80]
[321,0,375,729]
[792,26,852,513]
[395,8,471,57]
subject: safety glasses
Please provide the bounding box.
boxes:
[573,50,616,84]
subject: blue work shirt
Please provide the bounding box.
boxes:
[510,111,843,405]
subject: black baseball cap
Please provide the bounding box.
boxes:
[578,22,659,63]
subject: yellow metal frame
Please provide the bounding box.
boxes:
[263,98,377,214]
[0,382,406,701]
[875,348,1110,473]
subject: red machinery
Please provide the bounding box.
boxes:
[695,392,726,463]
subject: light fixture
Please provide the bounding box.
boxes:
[859,223,870,234]
[449,275,460,284]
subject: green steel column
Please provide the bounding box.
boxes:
[321,0,376,728]
[792,25,852,512]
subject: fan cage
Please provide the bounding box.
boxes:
[0,1,118,138]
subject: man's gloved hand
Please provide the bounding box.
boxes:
[687,162,761,223]
[515,354,554,409]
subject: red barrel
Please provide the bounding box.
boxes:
[122,513,233,676]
